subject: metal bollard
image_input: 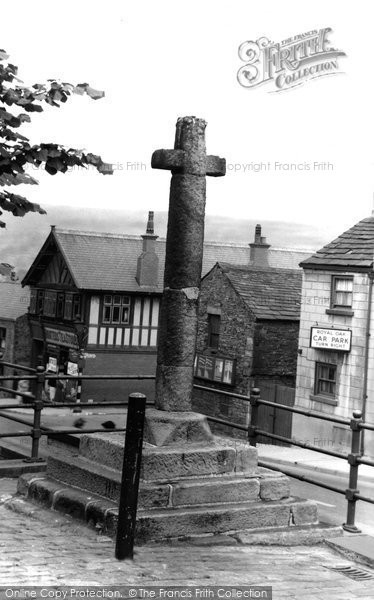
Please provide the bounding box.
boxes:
[115,393,147,560]
[343,409,363,533]
[248,388,260,447]
[26,366,45,462]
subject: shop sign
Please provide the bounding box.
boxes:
[44,327,79,349]
[67,361,79,376]
[47,357,58,372]
[310,327,352,352]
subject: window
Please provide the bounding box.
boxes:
[102,295,131,324]
[43,291,57,317]
[331,276,353,309]
[72,294,82,320]
[64,293,73,320]
[36,289,45,314]
[0,327,6,350]
[56,293,65,319]
[208,314,221,349]
[30,289,82,321]
[315,362,337,397]
[194,353,235,385]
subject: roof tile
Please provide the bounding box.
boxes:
[217,263,302,320]
[301,217,374,270]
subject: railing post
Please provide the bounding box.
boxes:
[248,387,260,447]
[343,409,363,533]
[115,392,146,560]
[27,366,45,462]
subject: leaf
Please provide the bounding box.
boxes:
[0,50,10,60]
[75,83,105,99]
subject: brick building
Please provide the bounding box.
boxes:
[293,215,374,458]
[192,226,302,438]
[0,281,30,394]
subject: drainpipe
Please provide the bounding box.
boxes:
[361,270,374,454]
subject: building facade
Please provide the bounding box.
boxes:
[293,215,374,457]
[21,218,313,404]
[0,281,30,395]
[192,227,302,438]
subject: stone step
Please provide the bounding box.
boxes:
[45,449,290,507]
[17,472,319,543]
[78,432,258,479]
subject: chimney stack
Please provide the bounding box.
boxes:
[249,224,270,267]
[136,211,159,286]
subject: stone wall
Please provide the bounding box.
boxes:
[193,266,301,438]
[193,266,255,437]
[253,320,299,386]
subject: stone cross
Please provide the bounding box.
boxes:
[152,116,226,411]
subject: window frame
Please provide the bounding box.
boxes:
[101,295,131,325]
[194,353,236,386]
[207,313,221,349]
[314,361,337,398]
[0,327,6,350]
[331,275,354,309]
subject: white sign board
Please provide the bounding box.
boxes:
[310,327,352,352]
[67,361,79,376]
[47,357,58,372]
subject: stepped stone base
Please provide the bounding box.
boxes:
[10,409,329,543]
[17,471,319,543]
[13,405,324,543]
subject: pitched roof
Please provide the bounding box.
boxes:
[215,263,302,320]
[22,227,312,293]
[0,282,30,320]
[301,216,374,271]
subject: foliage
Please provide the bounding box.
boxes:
[0,49,112,227]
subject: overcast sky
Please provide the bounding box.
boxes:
[2,1,373,243]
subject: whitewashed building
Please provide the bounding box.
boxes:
[293,215,374,457]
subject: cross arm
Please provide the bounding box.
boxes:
[151,149,185,171]
[206,155,226,177]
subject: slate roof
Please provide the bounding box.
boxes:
[22,227,312,293]
[301,216,374,271]
[214,263,302,320]
[0,282,30,320]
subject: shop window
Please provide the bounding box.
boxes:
[314,362,337,397]
[208,314,221,349]
[194,353,235,385]
[102,295,131,324]
[331,276,353,309]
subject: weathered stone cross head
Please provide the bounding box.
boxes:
[151,116,226,177]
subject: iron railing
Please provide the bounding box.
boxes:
[194,383,374,533]
[0,362,153,559]
[2,362,374,542]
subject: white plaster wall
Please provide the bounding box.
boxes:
[293,270,374,456]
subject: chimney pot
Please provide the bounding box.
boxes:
[136,212,159,286]
[146,211,155,234]
[249,223,271,267]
